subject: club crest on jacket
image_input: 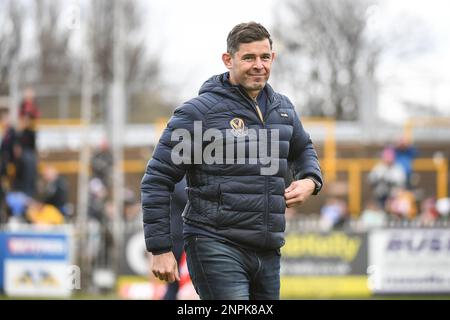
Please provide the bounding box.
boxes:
[230,118,248,137]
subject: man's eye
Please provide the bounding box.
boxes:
[243,56,254,61]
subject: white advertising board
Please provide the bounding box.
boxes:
[368,228,450,293]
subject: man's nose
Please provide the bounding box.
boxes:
[253,58,264,69]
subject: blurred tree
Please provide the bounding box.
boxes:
[88,0,160,86]
[87,0,163,123]
[0,0,23,95]
[0,0,78,101]
[34,0,73,85]
[272,0,381,120]
[0,0,169,123]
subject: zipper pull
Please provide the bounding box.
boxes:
[255,103,264,124]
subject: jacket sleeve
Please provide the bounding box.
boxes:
[141,103,202,254]
[286,98,323,192]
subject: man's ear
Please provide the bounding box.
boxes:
[222,52,232,70]
[271,51,276,62]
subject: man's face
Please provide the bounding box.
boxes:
[222,39,275,99]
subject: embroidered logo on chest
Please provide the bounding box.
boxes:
[230,117,248,137]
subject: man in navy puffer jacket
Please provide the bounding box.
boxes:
[141,22,322,300]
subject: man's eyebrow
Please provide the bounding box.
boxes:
[241,53,271,57]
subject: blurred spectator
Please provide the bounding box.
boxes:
[85,178,106,281]
[163,178,187,300]
[13,116,38,197]
[319,197,347,231]
[123,187,141,227]
[87,177,113,269]
[5,191,30,223]
[385,187,417,220]
[91,138,113,188]
[19,87,40,124]
[41,165,69,217]
[360,200,387,229]
[418,196,439,226]
[88,177,108,222]
[394,135,418,189]
[0,108,17,181]
[436,198,450,218]
[368,147,406,209]
[26,198,64,225]
[0,108,18,222]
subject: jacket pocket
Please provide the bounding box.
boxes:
[218,184,223,207]
[215,184,224,226]
[214,184,223,227]
[187,184,221,223]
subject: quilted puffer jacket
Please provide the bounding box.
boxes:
[141,72,322,254]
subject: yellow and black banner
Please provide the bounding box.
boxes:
[280,230,370,298]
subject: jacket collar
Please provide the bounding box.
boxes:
[199,72,278,106]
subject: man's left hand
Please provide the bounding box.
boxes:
[284,179,315,208]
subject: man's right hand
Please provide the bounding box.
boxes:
[151,251,180,283]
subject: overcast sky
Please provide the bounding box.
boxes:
[142,0,450,124]
[374,0,450,122]
[145,0,274,100]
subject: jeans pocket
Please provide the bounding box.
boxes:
[184,235,196,251]
[192,236,229,251]
[194,235,220,243]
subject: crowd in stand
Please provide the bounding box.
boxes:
[2,89,449,237]
[0,88,143,284]
[0,87,69,226]
[363,137,449,228]
[316,136,450,230]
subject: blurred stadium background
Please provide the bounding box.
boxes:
[0,0,449,300]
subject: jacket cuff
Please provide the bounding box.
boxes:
[145,236,172,255]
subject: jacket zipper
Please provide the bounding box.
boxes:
[234,87,270,247]
[234,88,265,125]
[253,99,265,124]
[256,99,269,247]
[249,96,269,247]
[263,174,269,247]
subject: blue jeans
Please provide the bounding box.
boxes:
[184,235,280,300]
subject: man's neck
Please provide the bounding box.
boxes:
[238,87,261,102]
[225,73,262,100]
[247,90,260,101]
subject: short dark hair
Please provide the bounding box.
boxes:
[226,22,272,55]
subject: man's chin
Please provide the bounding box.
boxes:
[246,82,265,91]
